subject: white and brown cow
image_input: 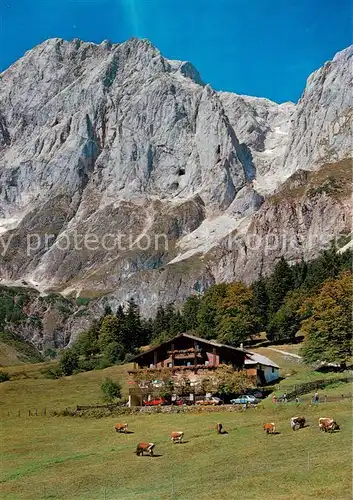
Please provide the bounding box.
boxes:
[319,418,340,432]
[263,423,276,434]
[171,431,184,443]
[215,423,223,434]
[136,442,155,456]
[290,416,306,431]
[114,423,128,433]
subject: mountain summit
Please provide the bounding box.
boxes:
[0,38,352,329]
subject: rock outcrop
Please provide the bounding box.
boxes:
[0,38,351,346]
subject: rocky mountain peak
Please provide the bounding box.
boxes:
[0,39,351,345]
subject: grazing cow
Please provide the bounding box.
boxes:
[171,431,184,443]
[215,423,223,434]
[114,423,128,433]
[136,442,155,456]
[263,423,276,434]
[319,418,340,433]
[290,416,306,431]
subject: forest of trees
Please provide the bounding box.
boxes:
[71,246,352,370]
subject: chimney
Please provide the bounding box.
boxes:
[240,343,244,350]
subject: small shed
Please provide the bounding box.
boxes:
[244,352,280,385]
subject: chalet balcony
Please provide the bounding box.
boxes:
[127,364,220,375]
[167,347,202,356]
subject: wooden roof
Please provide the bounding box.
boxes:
[129,332,251,361]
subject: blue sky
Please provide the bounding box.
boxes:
[0,0,351,102]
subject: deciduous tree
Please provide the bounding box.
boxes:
[98,315,122,351]
[197,284,227,338]
[59,349,79,376]
[300,271,353,364]
[100,378,122,403]
[216,282,259,346]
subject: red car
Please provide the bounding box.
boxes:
[173,398,193,406]
[143,397,167,406]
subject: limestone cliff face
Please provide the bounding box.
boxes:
[0,38,352,345]
[282,47,353,177]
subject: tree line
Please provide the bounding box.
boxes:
[62,245,352,375]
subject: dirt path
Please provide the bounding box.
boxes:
[264,347,302,360]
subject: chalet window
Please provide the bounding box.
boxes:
[272,368,275,373]
[205,360,209,366]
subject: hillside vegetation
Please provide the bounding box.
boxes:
[0,247,351,373]
[69,247,352,376]
[0,286,92,354]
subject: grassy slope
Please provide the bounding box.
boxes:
[252,346,352,392]
[0,347,352,499]
[0,343,24,366]
[0,389,351,500]
[0,363,132,414]
[0,330,43,365]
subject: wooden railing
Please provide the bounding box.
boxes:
[167,348,201,355]
[128,364,219,375]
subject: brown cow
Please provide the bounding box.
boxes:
[114,423,128,433]
[319,418,340,432]
[171,431,184,443]
[263,423,276,434]
[290,416,306,431]
[136,442,155,456]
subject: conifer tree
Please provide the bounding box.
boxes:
[124,298,145,350]
[251,276,269,332]
[268,256,294,315]
[182,296,200,331]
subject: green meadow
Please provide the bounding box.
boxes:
[1,373,351,499]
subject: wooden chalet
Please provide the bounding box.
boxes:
[127,333,251,406]
[129,333,248,371]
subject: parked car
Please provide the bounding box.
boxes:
[196,396,223,406]
[143,397,167,406]
[247,390,263,399]
[230,395,260,405]
[172,397,193,406]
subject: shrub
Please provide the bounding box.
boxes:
[41,367,63,379]
[59,349,79,376]
[96,358,113,370]
[44,347,57,359]
[78,358,101,372]
[101,378,122,403]
[76,297,90,307]
[0,371,10,382]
